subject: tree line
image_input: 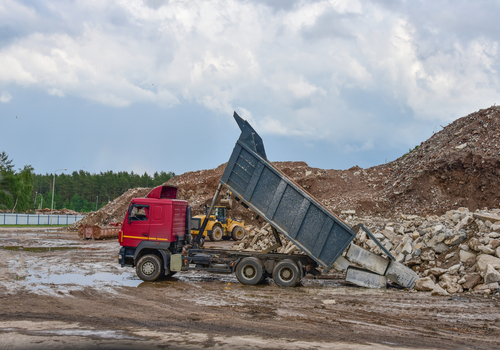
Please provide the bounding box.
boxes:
[0,152,174,213]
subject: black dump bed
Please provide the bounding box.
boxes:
[220,112,355,271]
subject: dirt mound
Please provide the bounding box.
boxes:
[167,106,500,221]
[68,187,151,231]
[384,105,500,215]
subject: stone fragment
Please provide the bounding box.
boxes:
[491,224,500,233]
[491,239,500,250]
[489,232,500,238]
[474,212,500,223]
[468,238,480,251]
[413,248,422,256]
[385,261,419,289]
[421,250,436,261]
[414,277,436,291]
[484,264,500,284]
[431,284,449,296]
[405,256,422,267]
[434,243,450,253]
[438,273,463,294]
[429,268,447,276]
[401,241,412,255]
[487,282,499,291]
[476,254,500,273]
[497,246,500,259]
[333,256,350,272]
[444,231,467,246]
[477,245,495,255]
[459,250,476,263]
[462,274,482,290]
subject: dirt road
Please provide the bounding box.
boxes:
[0,228,499,349]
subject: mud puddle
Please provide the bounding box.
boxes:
[1,246,78,252]
[24,272,142,288]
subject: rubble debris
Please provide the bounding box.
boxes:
[68,188,151,231]
[230,206,500,294]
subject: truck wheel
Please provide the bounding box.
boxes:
[273,259,300,287]
[136,254,163,282]
[231,226,245,241]
[235,257,264,285]
[209,225,223,241]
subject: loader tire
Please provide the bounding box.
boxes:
[209,225,223,241]
[136,254,163,282]
[273,259,300,287]
[231,226,245,241]
[236,257,265,285]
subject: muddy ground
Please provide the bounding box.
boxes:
[0,227,499,350]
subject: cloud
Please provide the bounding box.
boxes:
[0,91,12,103]
[0,0,499,155]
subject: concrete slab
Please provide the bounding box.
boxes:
[385,261,419,289]
[332,256,350,272]
[346,243,390,275]
[345,267,387,289]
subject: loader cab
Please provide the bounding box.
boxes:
[214,206,227,224]
[205,205,227,224]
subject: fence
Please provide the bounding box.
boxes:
[0,213,86,225]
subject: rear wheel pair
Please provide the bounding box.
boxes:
[235,258,301,287]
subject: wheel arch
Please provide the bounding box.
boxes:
[133,241,171,270]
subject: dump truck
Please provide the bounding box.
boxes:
[118,112,418,289]
[191,204,246,241]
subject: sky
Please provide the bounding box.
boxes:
[1,0,499,177]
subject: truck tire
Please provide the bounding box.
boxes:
[231,226,245,241]
[273,259,300,287]
[235,257,264,285]
[136,254,163,282]
[209,225,223,241]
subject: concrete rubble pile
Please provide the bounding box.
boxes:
[231,223,305,255]
[68,187,151,231]
[230,207,500,295]
[341,208,500,295]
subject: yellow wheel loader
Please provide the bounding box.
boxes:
[191,203,246,242]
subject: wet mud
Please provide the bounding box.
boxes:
[0,228,499,349]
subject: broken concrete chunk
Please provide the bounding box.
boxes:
[385,260,419,289]
[414,277,436,291]
[459,250,476,263]
[345,267,387,289]
[444,231,467,246]
[461,274,482,290]
[476,254,500,273]
[484,264,500,284]
[332,256,350,272]
[474,212,500,223]
[431,284,449,296]
[346,244,390,276]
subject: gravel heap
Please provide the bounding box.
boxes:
[231,223,304,254]
[68,187,151,231]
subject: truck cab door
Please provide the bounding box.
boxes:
[122,204,150,246]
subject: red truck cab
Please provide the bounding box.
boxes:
[118,185,191,280]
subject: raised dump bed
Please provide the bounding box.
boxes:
[221,113,356,272]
